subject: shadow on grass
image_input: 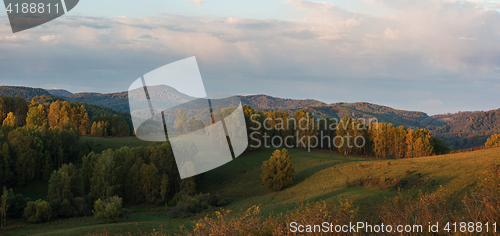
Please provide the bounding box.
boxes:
[293,158,364,184]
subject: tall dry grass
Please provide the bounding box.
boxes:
[90,166,500,236]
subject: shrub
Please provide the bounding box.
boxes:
[1,187,9,227]
[50,199,76,218]
[23,200,52,223]
[183,199,357,236]
[73,197,91,216]
[93,196,122,223]
[50,197,90,218]
[485,134,500,148]
[261,148,295,191]
[167,192,226,218]
[180,177,196,196]
[7,192,30,218]
[461,165,500,222]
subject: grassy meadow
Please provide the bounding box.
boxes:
[2,136,499,235]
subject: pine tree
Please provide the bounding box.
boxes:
[140,164,159,204]
[294,110,318,149]
[160,174,169,200]
[405,128,415,158]
[175,110,187,134]
[26,104,47,127]
[336,116,355,155]
[0,97,5,124]
[0,186,10,227]
[2,112,17,128]
[9,130,37,182]
[126,157,143,203]
[90,150,119,200]
[261,148,295,191]
[43,151,53,181]
[0,143,14,186]
[47,171,73,202]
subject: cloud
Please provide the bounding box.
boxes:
[2,35,19,42]
[187,0,204,6]
[384,28,400,40]
[458,37,476,40]
[419,99,445,107]
[0,1,499,113]
[39,35,60,42]
[285,0,334,10]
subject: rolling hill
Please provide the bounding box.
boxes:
[47,87,439,129]
[47,89,73,97]
[1,85,499,149]
[0,86,51,100]
[4,145,500,235]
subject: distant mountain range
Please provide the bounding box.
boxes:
[1,85,498,150]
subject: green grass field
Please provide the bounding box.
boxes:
[81,136,152,153]
[3,137,500,235]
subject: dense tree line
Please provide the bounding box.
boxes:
[242,105,449,158]
[48,144,195,219]
[90,115,130,137]
[0,142,198,225]
[1,94,132,138]
[32,95,134,136]
[0,95,132,188]
[0,126,81,187]
[1,96,90,134]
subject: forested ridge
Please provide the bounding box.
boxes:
[2,85,499,150]
[0,86,51,101]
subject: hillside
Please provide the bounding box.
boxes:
[30,95,134,133]
[4,145,500,236]
[2,85,499,149]
[46,87,435,129]
[56,92,130,113]
[239,94,326,109]
[47,89,73,97]
[431,109,500,149]
[0,86,51,100]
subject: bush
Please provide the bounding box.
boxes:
[167,192,226,218]
[261,148,295,191]
[7,192,30,218]
[180,177,196,196]
[92,196,122,223]
[183,199,357,236]
[73,197,91,217]
[485,134,500,148]
[23,200,52,223]
[50,197,90,218]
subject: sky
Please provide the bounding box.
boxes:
[1,0,500,115]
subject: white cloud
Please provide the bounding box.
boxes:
[0,0,500,114]
[384,28,400,40]
[285,0,334,10]
[458,37,476,40]
[419,99,445,107]
[2,35,18,42]
[39,35,58,42]
[187,0,204,6]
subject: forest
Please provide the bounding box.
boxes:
[0,95,497,235]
